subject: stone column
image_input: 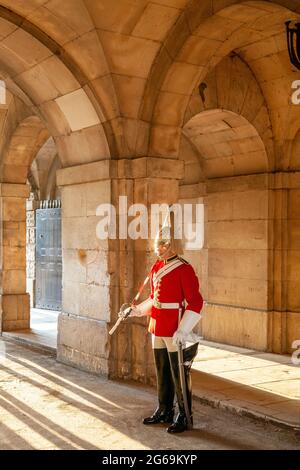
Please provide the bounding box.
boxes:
[56,158,183,380]
[56,160,114,375]
[129,158,184,384]
[0,183,30,332]
[271,172,300,354]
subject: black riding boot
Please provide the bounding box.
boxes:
[166,350,193,433]
[143,348,175,425]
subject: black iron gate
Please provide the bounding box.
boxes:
[35,206,62,310]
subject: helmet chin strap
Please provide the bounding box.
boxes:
[158,244,175,260]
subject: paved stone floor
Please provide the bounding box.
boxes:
[0,339,299,450]
[192,340,300,429]
[3,308,58,351]
[3,311,300,432]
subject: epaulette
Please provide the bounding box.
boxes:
[179,256,189,264]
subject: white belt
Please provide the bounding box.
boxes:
[153,300,183,309]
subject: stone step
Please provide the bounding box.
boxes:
[191,340,300,431]
[1,332,57,356]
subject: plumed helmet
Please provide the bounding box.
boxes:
[154,206,183,254]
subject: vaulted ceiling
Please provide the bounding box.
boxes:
[0,0,299,179]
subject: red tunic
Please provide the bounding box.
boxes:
[148,256,203,337]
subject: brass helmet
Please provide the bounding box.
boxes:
[154,206,183,254]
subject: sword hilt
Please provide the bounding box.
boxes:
[108,305,133,335]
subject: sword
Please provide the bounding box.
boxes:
[108,303,133,335]
[109,270,151,336]
[178,341,193,430]
[176,307,193,430]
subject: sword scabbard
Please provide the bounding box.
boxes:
[178,342,193,430]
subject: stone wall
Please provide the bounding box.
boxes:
[273,174,300,353]
[56,158,183,381]
[0,0,299,381]
[203,174,270,350]
[57,177,112,375]
[180,173,300,354]
[0,184,30,332]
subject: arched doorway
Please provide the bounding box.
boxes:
[25,138,62,351]
[27,137,62,313]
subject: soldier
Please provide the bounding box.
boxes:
[124,218,203,433]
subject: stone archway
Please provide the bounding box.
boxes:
[26,137,62,319]
[0,0,299,380]
[0,108,50,333]
[1,115,49,184]
[29,137,61,201]
[159,43,277,352]
[144,1,299,164]
[0,11,116,374]
[181,108,272,350]
[137,0,300,358]
[183,110,269,178]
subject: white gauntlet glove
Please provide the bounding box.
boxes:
[172,330,188,346]
[128,306,143,317]
[118,305,141,318]
[172,310,202,347]
[118,298,153,319]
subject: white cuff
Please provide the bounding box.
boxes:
[136,298,153,316]
[178,310,201,334]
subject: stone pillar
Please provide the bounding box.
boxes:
[129,158,184,384]
[56,161,113,375]
[56,158,183,380]
[0,183,30,332]
[271,173,300,354]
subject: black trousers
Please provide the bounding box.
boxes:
[153,343,197,417]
